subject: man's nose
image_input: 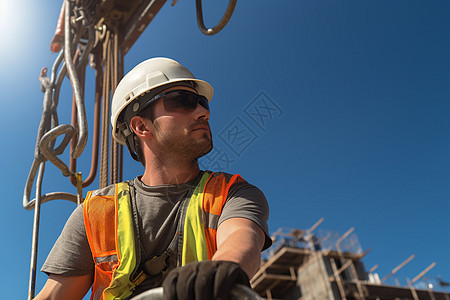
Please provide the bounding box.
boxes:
[193,102,210,120]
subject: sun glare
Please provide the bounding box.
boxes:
[0,1,33,67]
[0,1,20,42]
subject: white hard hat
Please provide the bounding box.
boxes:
[111,57,214,146]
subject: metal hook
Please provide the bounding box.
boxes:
[195,0,237,35]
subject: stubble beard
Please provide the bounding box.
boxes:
[157,130,213,164]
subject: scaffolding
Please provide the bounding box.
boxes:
[251,220,450,300]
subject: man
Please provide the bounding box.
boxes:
[35,57,271,300]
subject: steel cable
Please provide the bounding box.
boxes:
[110,30,119,185]
[99,30,111,188]
[64,0,88,159]
[69,47,102,187]
[24,3,124,299]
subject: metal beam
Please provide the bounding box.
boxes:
[121,0,168,54]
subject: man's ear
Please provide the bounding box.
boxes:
[130,116,153,139]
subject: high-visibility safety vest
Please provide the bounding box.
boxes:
[83,171,244,300]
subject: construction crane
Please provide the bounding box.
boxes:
[23,1,237,299]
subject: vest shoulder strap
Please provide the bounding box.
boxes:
[84,181,138,300]
[181,172,245,263]
[83,186,117,261]
[202,172,245,259]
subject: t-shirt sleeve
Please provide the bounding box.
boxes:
[218,181,272,250]
[41,204,94,276]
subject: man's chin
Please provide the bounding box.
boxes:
[196,141,213,159]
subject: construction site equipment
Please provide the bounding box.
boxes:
[251,221,450,300]
[23,1,237,299]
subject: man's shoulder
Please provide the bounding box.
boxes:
[87,180,133,198]
[206,171,265,196]
[207,170,241,182]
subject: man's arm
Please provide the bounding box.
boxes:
[213,217,266,278]
[34,274,92,300]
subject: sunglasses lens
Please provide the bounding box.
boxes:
[198,96,209,111]
[163,91,209,112]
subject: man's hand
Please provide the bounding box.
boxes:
[162,261,250,300]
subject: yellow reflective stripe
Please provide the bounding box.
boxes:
[182,172,211,265]
[103,182,136,300]
[85,190,93,201]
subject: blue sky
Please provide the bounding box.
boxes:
[1,0,450,298]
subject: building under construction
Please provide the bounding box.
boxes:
[251,219,450,300]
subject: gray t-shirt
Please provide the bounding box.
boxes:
[42,171,270,292]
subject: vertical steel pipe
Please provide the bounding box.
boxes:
[27,162,45,300]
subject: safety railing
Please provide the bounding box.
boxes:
[262,225,363,261]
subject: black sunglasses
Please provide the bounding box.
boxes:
[152,90,210,113]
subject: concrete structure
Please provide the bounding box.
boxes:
[251,220,450,300]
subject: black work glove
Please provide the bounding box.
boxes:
[162,261,250,300]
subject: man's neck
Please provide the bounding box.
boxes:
[140,161,201,186]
